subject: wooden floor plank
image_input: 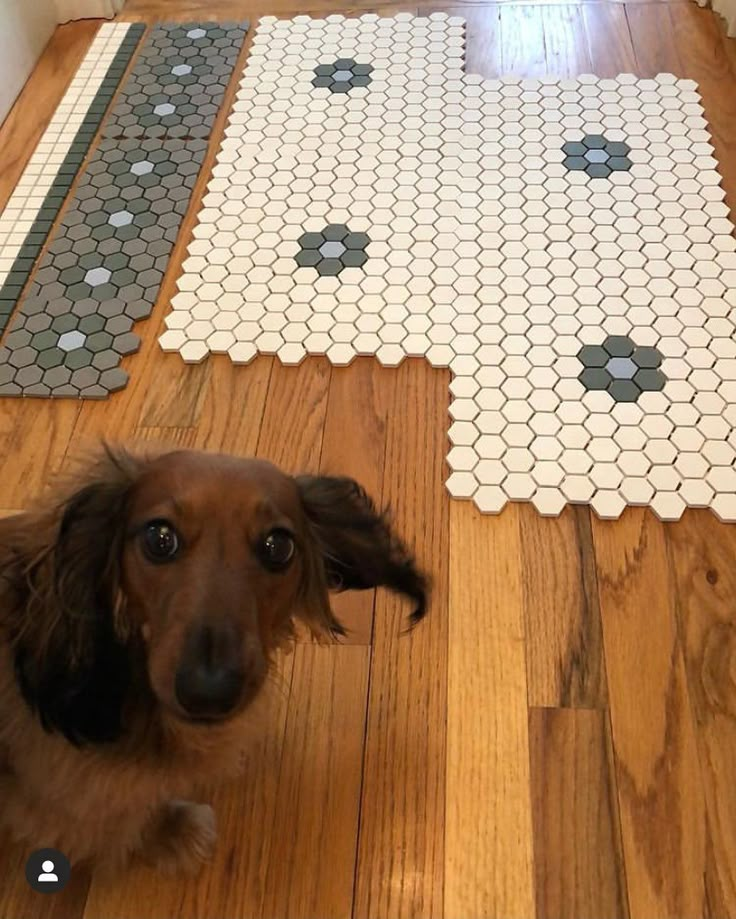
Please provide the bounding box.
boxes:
[667,512,736,918]
[259,644,370,919]
[592,509,708,919]
[446,501,535,919]
[542,4,592,77]
[317,359,395,644]
[0,400,81,507]
[255,359,331,472]
[626,4,683,77]
[451,4,502,77]
[353,360,449,919]
[583,3,637,77]
[185,355,273,456]
[520,504,607,708]
[529,707,629,919]
[500,5,547,77]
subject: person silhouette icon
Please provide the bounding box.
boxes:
[37,860,58,883]
[26,847,70,892]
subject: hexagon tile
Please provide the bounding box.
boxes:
[163,12,736,522]
[0,20,248,399]
[0,23,144,331]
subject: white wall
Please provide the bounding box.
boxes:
[55,0,125,25]
[0,0,125,124]
[0,0,57,123]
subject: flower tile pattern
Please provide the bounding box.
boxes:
[312,58,374,93]
[562,134,633,179]
[162,12,736,521]
[295,224,370,275]
[578,336,666,401]
[0,21,248,399]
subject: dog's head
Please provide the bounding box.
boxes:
[8,447,427,745]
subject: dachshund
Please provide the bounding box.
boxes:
[0,445,427,875]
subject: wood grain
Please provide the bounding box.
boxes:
[667,512,736,919]
[353,360,449,919]
[592,509,708,919]
[318,359,395,644]
[186,356,273,456]
[626,3,682,77]
[542,4,592,76]
[137,358,211,429]
[500,4,547,77]
[446,501,535,919]
[0,400,81,507]
[520,504,607,708]
[529,707,628,919]
[583,2,637,77]
[259,644,370,919]
[452,4,502,77]
[255,359,330,471]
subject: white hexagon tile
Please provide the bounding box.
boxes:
[161,12,736,523]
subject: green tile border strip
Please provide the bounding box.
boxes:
[0,21,249,399]
[0,23,145,333]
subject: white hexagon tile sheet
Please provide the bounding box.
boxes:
[162,12,736,523]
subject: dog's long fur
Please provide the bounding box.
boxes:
[0,446,427,875]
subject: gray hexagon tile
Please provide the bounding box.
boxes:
[164,12,736,522]
[101,21,248,141]
[0,20,248,400]
[0,23,144,332]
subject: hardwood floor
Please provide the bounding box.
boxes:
[0,2,735,917]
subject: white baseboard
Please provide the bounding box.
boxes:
[55,0,125,22]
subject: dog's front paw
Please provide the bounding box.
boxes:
[144,800,217,875]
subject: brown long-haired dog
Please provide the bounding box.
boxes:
[0,446,427,875]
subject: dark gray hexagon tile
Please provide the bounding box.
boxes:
[295,223,371,277]
[101,21,249,141]
[0,20,247,398]
[578,338,667,403]
[561,132,633,180]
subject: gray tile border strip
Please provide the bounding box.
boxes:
[0,23,143,332]
[0,20,248,399]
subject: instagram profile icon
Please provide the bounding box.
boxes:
[25,848,71,893]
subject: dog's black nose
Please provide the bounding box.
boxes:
[175,622,245,719]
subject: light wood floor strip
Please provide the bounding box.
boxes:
[592,509,708,919]
[667,514,736,917]
[259,644,370,919]
[529,707,629,919]
[520,505,607,708]
[316,359,396,645]
[446,501,535,918]
[354,360,449,919]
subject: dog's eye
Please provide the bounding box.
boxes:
[142,519,180,562]
[256,528,295,571]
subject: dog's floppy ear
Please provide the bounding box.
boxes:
[295,475,428,637]
[10,445,142,745]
